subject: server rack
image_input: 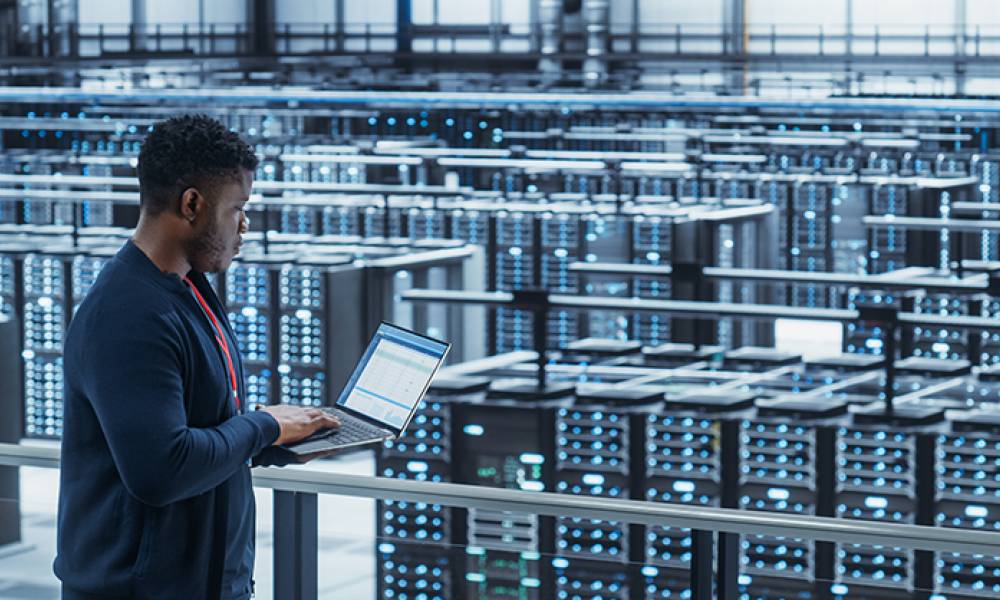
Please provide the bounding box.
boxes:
[20,245,73,439]
[788,180,836,308]
[540,212,582,348]
[223,251,295,409]
[739,396,846,598]
[834,404,944,597]
[70,245,116,315]
[935,409,1000,599]
[375,378,484,600]
[452,390,565,600]
[641,391,749,599]
[276,254,364,406]
[320,203,364,237]
[492,209,536,353]
[844,292,916,357]
[630,213,674,346]
[552,385,660,600]
[0,243,17,318]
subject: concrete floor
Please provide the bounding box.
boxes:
[0,446,378,600]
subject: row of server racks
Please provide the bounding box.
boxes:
[0,178,781,345]
[375,350,1000,600]
[3,168,996,361]
[1,104,998,350]
[0,232,474,439]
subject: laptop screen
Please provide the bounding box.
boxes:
[335,323,449,431]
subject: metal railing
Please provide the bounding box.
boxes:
[7,21,1000,61]
[1,442,999,599]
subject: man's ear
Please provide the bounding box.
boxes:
[178,187,202,223]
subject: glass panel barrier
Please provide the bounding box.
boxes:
[0,450,996,599]
[0,466,60,599]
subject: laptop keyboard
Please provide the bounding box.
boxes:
[301,408,387,445]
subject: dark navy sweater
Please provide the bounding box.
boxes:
[55,240,282,599]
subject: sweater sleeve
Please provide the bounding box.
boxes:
[251,445,298,468]
[82,310,281,507]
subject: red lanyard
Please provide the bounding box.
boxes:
[183,276,241,412]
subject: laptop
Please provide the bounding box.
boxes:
[282,322,451,455]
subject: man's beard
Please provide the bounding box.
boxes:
[185,215,228,273]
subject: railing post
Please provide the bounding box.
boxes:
[0,317,22,546]
[336,8,346,51]
[630,0,639,53]
[717,531,740,600]
[273,490,318,600]
[690,529,714,600]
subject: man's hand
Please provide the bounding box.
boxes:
[259,405,341,446]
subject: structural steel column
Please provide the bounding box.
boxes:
[582,0,610,87]
[248,0,275,55]
[722,0,747,93]
[335,0,345,51]
[845,0,853,55]
[47,0,76,57]
[396,0,412,53]
[16,0,46,56]
[130,0,146,52]
[538,0,563,77]
[955,0,967,95]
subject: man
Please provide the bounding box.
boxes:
[54,114,339,599]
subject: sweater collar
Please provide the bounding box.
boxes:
[118,239,193,295]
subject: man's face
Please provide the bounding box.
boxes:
[186,169,252,273]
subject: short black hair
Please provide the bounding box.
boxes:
[137,114,259,216]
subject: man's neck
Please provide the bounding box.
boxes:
[132,220,191,278]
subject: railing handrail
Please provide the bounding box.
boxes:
[2,442,999,556]
[25,21,1000,32]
